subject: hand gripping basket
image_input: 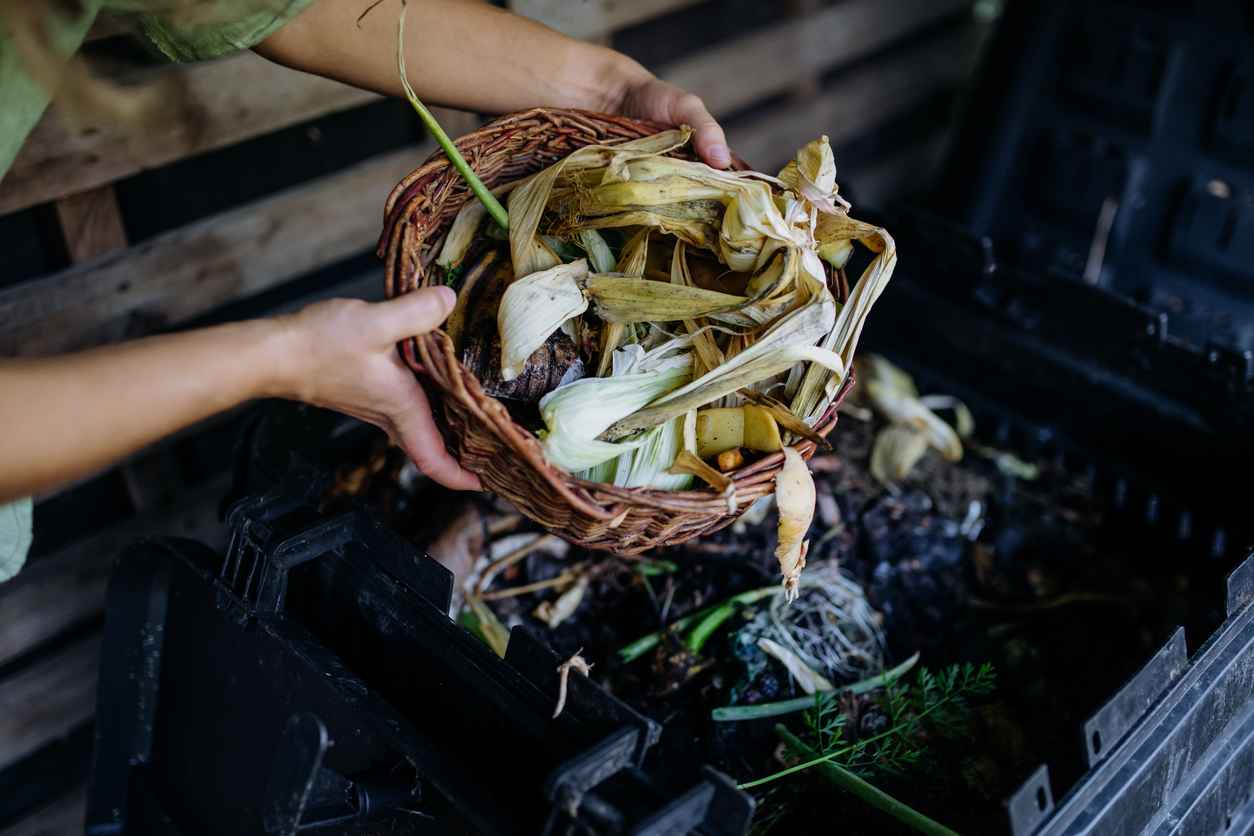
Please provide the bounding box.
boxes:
[378,108,853,554]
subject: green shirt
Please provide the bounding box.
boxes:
[0,0,314,186]
[0,0,312,582]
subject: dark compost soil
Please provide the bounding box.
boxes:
[316,409,1234,836]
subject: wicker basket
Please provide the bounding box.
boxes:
[378,108,853,554]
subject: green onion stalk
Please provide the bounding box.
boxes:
[617,586,780,664]
[398,0,509,231]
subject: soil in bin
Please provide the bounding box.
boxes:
[324,415,1232,836]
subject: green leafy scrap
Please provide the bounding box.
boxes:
[742,662,995,789]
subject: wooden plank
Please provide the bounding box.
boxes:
[0,633,102,772]
[53,185,127,264]
[0,473,233,670]
[2,783,86,836]
[506,0,703,41]
[724,24,988,175]
[658,0,973,119]
[0,143,432,358]
[0,50,382,216]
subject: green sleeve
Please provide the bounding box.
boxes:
[110,0,317,63]
[0,0,104,188]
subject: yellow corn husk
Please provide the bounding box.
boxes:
[671,240,725,377]
[571,203,725,252]
[789,223,897,424]
[777,135,850,216]
[438,180,521,271]
[600,288,841,440]
[853,354,967,464]
[508,129,692,278]
[869,417,932,483]
[582,275,748,324]
[861,381,964,463]
[597,229,649,376]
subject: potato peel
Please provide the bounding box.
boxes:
[774,446,815,599]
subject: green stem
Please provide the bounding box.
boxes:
[739,715,913,790]
[774,725,964,836]
[397,2,509,231]
[618,586,780,664]
[712,652,920,722]
[687,586,779,653]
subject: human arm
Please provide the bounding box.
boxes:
[0,287,478,504]
[252,0,732,168]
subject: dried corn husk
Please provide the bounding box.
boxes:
[869,417,932,483]
[599,290,842,440]
[534,571,591,628]
[438,181,520,271]
[854,355,964,462]
[582,274,748,323]
[508,129,692,277]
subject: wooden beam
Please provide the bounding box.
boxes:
[53,184,128,264]
[658,0,974,119]
[0,143,432,358]
[0,474,232,670]
[506,0,703,41]
[0,51,382,216]
[3,783,87,836]
[0,633,102,772]
[724,24,988,175]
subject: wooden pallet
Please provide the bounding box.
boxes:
[0,2,994,831]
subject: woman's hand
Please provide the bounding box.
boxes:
[614,74,732,170]
[273,287,481,491]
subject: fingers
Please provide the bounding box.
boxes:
[674,93,731,169]
[374,286,457,344]
[388,383,482,491]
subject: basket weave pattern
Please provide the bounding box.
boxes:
[379,108,852,553]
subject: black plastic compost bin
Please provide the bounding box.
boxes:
[854,0,1254,834]
[83,470,753,836]
[867,0,1254,556]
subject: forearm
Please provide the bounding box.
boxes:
[254,0,648,116]
[0,319,287,503]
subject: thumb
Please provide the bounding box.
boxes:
[375,286,456,343]
[678,101,731,169]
